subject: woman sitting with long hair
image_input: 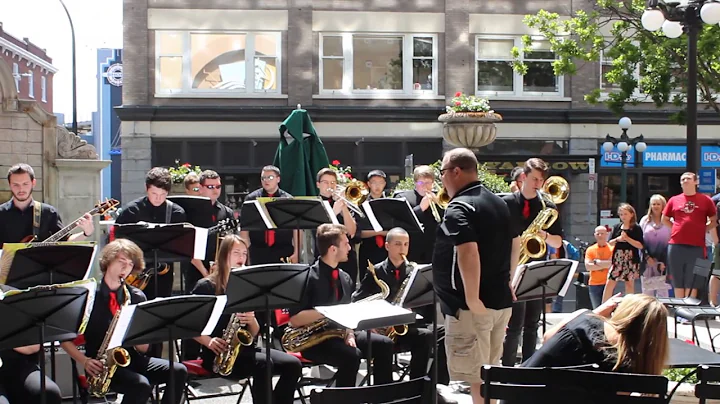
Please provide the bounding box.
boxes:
[521,293,669,375]
[191,235,302,404]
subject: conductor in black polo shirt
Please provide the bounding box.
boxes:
[394,165,442,264]
[240,165,299,264]
[501,158,564,367]
[432,148,513,404]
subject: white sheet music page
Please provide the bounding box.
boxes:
[108,304,136,349]
[511,264,527,292]
[557,259,578,297]
[202,295,228,335]
[193,227,209,260]
[315,299,412,329]
[253,200,277,229]
[321,200,340,225]
[361,200,382,232]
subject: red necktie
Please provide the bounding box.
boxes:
[395,269,400,281]
[265,194,276,246]
[109,291,120,316]
[332,269,340,300]
[109,225,116,242]
[522,199,530,219]
[375,235,384,248]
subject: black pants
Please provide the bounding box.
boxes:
[0,362,62,404]
[395,327,433,379]
[301,332,394,387]
[109,357,187,404]
[502,299,543,366]
[228,349,302,404]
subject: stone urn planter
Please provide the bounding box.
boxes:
[170,182,186,195]
[438,111,503,150]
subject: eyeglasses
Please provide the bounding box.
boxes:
[191,187,200,192]
[320,180,338,187]
[261,175,277,181]
[204,185,221,190]
[439,166,457,176]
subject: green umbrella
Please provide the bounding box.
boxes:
[273,108,330,196]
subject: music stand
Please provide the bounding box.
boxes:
[2,243,96,381]
[113,223,207,298]
[402,264,438,404]
[315,299,416,386]
[225,264,311,404]
[0,280,96,404]
[362,198,424,233]
[110,295,226,404]
[167,196,214,227]
[512,259,578,334]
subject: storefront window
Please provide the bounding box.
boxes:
[476,140,568,155]
[599,174,637,227]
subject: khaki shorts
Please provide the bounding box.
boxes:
[445,307,512,384]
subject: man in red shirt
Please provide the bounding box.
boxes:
[662,172,718,298]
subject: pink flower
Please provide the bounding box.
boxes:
[455,91,462,97]
[332,160,341,166]
[182,163,191,167]
[344,173,352,179]
[455,101,461,106]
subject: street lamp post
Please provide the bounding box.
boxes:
[58,0,77,137]
[602,117,648,204]
[641,0,720,173]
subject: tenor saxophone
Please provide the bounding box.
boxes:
[380,254,414,342]
[87,281,131,398]
[281,261,390,353]
[213,313,254,376]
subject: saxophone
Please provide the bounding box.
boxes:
[281,261,390,353]
[87,281,132,398]
[517,191,559,266]
[380,254,418,341]
[213,313,254,376]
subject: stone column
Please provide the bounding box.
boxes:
[287,0,313,108]
[121,121,152,203]
[568,138,599,241]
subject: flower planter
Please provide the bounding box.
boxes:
[438,111,503,150]
[171,183,186,195]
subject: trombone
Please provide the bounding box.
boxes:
[429,186,450,223]
[329,180,368,217]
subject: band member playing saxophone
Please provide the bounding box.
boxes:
[191,235,301,404]
[358,170,389,281]
[393,165,441,264]
[60,240,187,404]
[501,158,564,367]
[288,224,393,387]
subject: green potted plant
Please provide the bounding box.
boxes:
[393,160,511,194]
[438,92,503,150]
[168,160,203,194]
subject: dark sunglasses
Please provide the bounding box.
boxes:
[204,185,221,190]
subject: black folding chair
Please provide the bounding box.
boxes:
[658,258,712,323]
[696,365,720,403]
[309,376,431,404]
[672,260,719,351]
[481,365,669,404]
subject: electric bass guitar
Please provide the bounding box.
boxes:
[20,199,120,244]
[126,217,239,290]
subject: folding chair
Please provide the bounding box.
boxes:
[695,364,720,404]
[658,259,713,331]
[310,376,432,404]
[182,358,251,403]
[673,260,720,351]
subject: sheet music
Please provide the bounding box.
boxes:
[83,244,99,280]
[398,266,421,304]
[315,299,413,330]
[321,200,340,225]
[108,304,136,349]
[511,264,526,291]
[511,259,579,297]
[361,200,383,232]
[203,295,227,335]
[193,227,209,260]
[402,198,425,233]
[558,259,578,297]
[252,200,276,229]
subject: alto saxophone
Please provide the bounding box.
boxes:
[87,281,131,398]
[281,261,390,353]
[380,254,414,342]
[213,313,254,376]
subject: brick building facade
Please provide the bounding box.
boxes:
[118,0,720,240]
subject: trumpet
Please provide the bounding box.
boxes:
[329,180,368,217]
[429,187,450,223]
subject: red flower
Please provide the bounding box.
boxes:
[182,163,191,167]
[344,173,352,178]
[455,101,461,106]
[332,160,341,166]
[455,91,462,97]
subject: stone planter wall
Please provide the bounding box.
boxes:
[438,112,502,150]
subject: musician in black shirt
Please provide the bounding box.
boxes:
[191,235,301,404]
[0,163,93,247]
[60,239,187,404]
[240,166,299,265]
[501,158,564,367]
[394,165,442,264]
[289,224,393,387]
[114,167,186,300]
[357,170,389,281]
[0,332,62,404]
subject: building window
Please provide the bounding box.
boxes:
[599,47,642,96]
[41,76,47,102]
[476,36,563,97]
[28,71,34,98]
[12,63,19,92]
[154,31,281,97]
[319,33,438,96]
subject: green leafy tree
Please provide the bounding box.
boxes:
[511,0,720,122]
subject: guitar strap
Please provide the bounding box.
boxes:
[32,200,42,238]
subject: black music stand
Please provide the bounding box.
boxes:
[113,223,204,298]
[512,259,578,334]
[362,198,424,233]
[402,264,438,404]
[3,243,96,382]
[0,281,96,404]
[317,300,416,386]
[111,295,225,404]
[225,263,311,404]
[167,196,214,228]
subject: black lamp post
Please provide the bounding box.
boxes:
[641,0,720,173]
[602,117,648,204]
[58,0,77,137]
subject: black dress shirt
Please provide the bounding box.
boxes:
[393,190,440,264]
[114,197,187,225]
[83,280,148,370]
[358,194,389,269]
[0,200,65,247]
[352,258,407,302]
[288,259,354,317]
[204,201,235,263]
[312,196,360,281]
[244,188,295,263]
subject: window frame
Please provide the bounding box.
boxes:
[598,41,643,98]
[12,63,19,92]
[28,71,34,98]
[475,35,565,99]
[154,30,284,98]
[318,32,439,98]
[41,76,47,103]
